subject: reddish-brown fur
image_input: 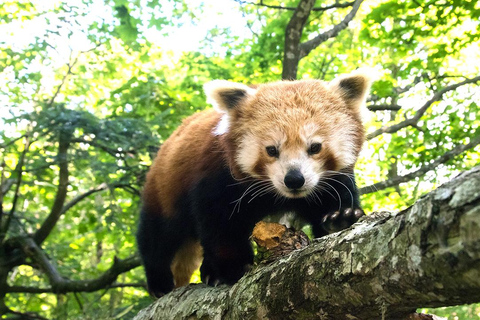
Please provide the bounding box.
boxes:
[143,110,224,218]
[139,72,372,294]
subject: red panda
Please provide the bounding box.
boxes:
[137,71,373,297]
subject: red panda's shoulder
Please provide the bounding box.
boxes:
[143,109,225,217]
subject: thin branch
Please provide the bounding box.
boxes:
[32,133,137,245]
[47,52,79,107]
[71,137,137,157]
[33,132,71,245]
[393,78,423,95]
[44,43,105,108]
[0,161,8,223]
[5,286,50,294]
[17,236,142,293]
[7,282,146,294]
[62,183,108,214]
[234,0,355,11]
[67,255,141,292]
[4,309,48,320]
[60,182,134,215]
[367,75,480,140]
[316,51,336,80]
[299,0,364,59]
[19,237,64,284]
[359,134,480,195]
[73,292,84,313]
[23,162,56,173]
[235,0,260,38]
[0,134,27,149]
[0,135,31,244]
[367,104,402,111]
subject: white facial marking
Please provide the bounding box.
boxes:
[237,133,261,176]
[328,122,357,168]
[268,147,321,198]
[302,123,319,142]
[235,119,359,199]
[263,125,326,199]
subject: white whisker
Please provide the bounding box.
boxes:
[248,185,276,203]
[229,180,273,219]
[322,177,354,209]
[310,190,323,206]
[323,170,356,186]
[249,181,273,197]
[316,181,342,211]
[315,182,337,203]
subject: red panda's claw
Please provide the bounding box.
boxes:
[322,207,365,234]
[354,208,365,220]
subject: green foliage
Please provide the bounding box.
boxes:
[421,304,480,320]
[1,102,158,318]
[1,0,479,318]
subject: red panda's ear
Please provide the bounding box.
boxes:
[330,70,374,111]
[204,80,256,112]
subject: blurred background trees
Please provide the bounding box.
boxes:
[0,0,479,318]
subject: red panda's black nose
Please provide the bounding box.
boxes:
[284,169,305,190]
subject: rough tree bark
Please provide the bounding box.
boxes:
[282,0,364,80]
[134,165,480,320]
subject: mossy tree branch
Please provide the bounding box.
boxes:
[134,166,480,320]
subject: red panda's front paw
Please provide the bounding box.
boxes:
[200,260,219,286]
[200,260,230,287]
[200,259,250,287]
[322,208,364,234]
[146,273,174,299]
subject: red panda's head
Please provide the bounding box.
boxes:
[204,71,373,199]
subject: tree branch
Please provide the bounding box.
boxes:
[282,0,316,79]
[3,309,48,320]
[0,134,27,149]
[298,0,364,59]
[0,136,31,244]
[359,134,480,195]
[33,132,71,245]
[47,52,79,107]
[71,137,137,157]
[60,182,131,215]
[59,184,105,214]
[367,104,402,111]
[367,75,480,140]
[6,282,146,294]
[19,237,64,285]
[134,166,480,319]
[18,237,141,293]
[235,0,355,12]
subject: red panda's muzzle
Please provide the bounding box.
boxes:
[284,168,305,190]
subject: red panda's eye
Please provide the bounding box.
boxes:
[266,146,279,157]
[308,143,322,155]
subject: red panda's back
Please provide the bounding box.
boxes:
[143,109,223,218]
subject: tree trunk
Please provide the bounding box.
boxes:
[282,0,316,80]
[281,0,365,80]
[134,166,480,320]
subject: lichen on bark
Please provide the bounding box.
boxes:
[134,166,480,320]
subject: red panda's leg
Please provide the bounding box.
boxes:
[304,169,365,238]
[192,169,257,286]
[199,234,254,286]
[137,208,188,297]
[171,239,203,288]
